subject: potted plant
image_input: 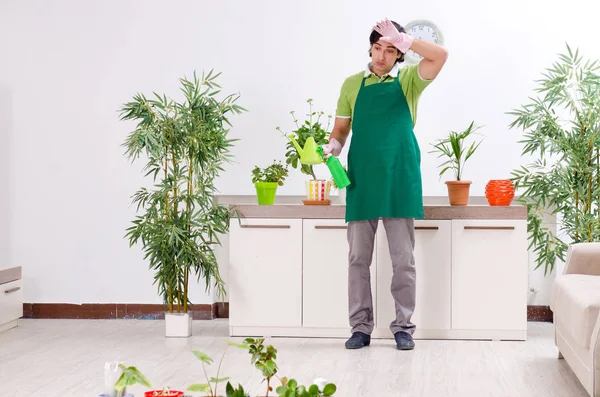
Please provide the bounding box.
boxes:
[277,99,332,204]
[508,44,600,275]
[430,121,483,206]
[120,70,246,337]
[111,363,153,397]
[104,339,337,397]
[252,160,289,205]
[188,341,249,397]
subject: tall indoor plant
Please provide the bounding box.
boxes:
[430,121,483,206]
[120,70,246,336]
[508,44,600,275]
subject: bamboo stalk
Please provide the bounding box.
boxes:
[184,155,193,314]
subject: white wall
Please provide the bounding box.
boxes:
[1,0,598,305]
[0,87,9,271]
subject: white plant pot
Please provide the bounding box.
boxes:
[338,188,346,204]
[165,312,192,338]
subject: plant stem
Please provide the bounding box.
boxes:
[184,156,193,314]
[201,362,214,397]
[214,345,229,397]
[266,377,271,397]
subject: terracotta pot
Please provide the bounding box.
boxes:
[485,179,515,206]
[445,180,472,206]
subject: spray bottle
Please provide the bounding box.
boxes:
[317,147,351,189]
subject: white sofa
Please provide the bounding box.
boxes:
[551,242,600,396]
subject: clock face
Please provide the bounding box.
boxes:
[404,20,443,64]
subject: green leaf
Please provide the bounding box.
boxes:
[323,383,337,396]
[210,376,231,383]
[187,383,211,392]
[192,351,213,364]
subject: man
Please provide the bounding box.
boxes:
[323,18,448,350]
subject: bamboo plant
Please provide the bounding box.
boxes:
[508,44,600,275]
[120,70,246,313]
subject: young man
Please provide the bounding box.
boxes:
[323,18,448,350]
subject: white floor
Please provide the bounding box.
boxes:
[0,319,588,397]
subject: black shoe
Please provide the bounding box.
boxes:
[394,331,415,350]
[345,331,371,349]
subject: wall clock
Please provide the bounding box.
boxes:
[403,19,444,64]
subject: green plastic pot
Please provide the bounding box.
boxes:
[255,182,278,205]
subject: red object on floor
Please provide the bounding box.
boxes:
[144,391,184,397]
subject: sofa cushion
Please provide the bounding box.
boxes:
[552,274,600,349]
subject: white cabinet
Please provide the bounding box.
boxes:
[374,220,452,339]
[0,267,23,333]
[302,219,375,331]
[451,220,528,338]
[228,212,528,341]
[228,218,302,330]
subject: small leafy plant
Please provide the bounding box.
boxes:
[243,338,279,397]
[277,99,332,180]
[225,382,250,397]
[114,364,152,397]
[275,378,336,397]
[430,121,483,181]
[188,341,248,397]
[252,161,289,186]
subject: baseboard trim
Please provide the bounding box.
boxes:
[22,302,230,320]
[527,305,553,322]
[21,303,550,322]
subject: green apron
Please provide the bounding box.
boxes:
[345,70,424,223]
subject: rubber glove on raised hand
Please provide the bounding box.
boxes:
[322,138,342,159]
[373,18,414,54]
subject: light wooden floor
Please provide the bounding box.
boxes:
[0,319,589,397]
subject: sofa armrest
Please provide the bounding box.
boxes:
[564,242,600,276]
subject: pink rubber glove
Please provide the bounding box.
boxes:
[322,138,342,158]
[373,18,414,53]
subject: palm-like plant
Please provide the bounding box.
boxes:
[508,44,600,275]
[120,70,246,313]
[430,121,482,181]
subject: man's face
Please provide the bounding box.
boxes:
[370,39,400,75]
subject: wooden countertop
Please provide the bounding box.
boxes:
[229,204,527,220]
[0,266,22,285]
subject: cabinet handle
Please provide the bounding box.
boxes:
[464,226,515,230]
[415,226,439,230]
[4,287,20,294]
[240,225,290,229]
[315,225,347,230]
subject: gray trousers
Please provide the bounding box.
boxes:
[347,217,416,335]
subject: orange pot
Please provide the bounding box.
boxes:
[485,179,514,206]
[445,180,471,206]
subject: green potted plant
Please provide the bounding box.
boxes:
[111,363,153,397]
[430,121,483,206]
[508,44,600,275]
[277,99,333,204]
[252,160,289,205]
[120,70,246,337]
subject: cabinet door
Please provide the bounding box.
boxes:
[376,220,452,335]
[0,279,23,326]
[228,218,302,327]
[302,219,376,329]
[451,219,528,331]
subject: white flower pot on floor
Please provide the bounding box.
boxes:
[165,312,192,338]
